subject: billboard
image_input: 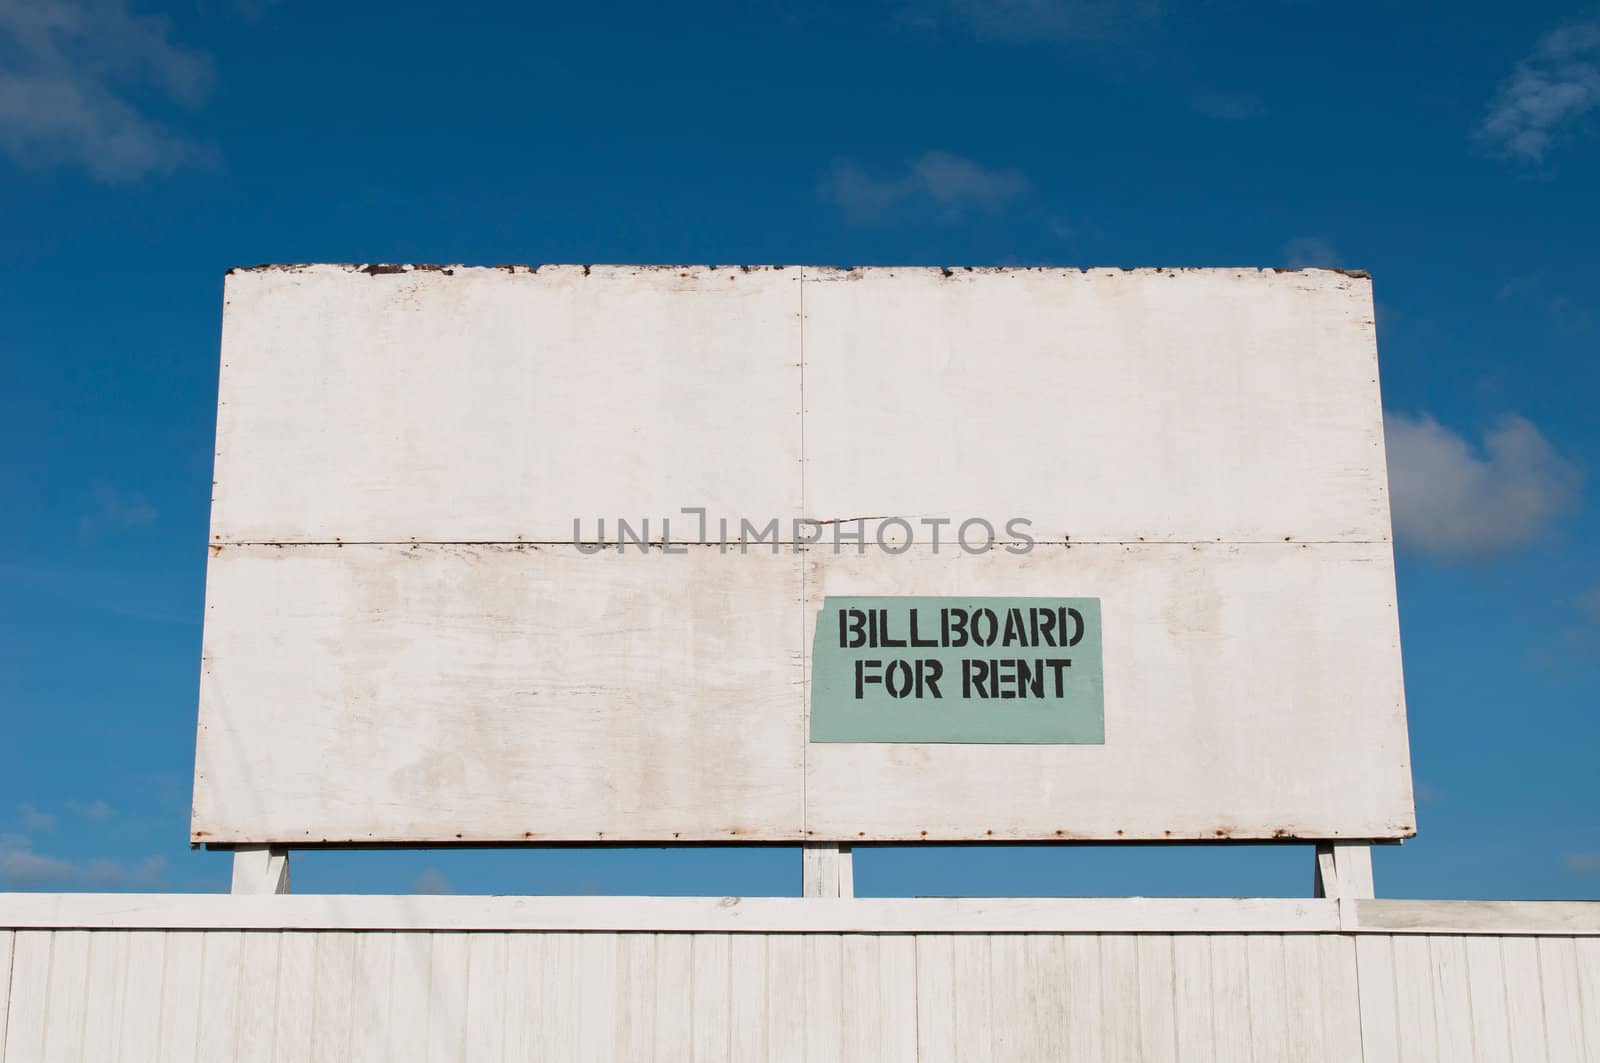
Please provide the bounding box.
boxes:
[192,264,1413,844]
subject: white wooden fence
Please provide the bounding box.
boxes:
[2,896,1596,1061]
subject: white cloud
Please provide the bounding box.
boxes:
[412,867,455,894]
[79,484,157,540]
[0,0,215,180]
[0,834,71,885]
[1566,852,1600,876]
[1282,236,1341,269]
[1188,90,1266,121]
[822,151,1029,221]
[0,832,166,889]
[19,803,55,831]
[1385,412,1581,560]
[1477,20,1600,162]
[1577,586,1600,625]
[69,798,115,820]
[905,0,1161,43]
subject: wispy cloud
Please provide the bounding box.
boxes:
[822,151,1029,222]
[901,0,1161,43]
[1477,20,1600,163]
[1282,236,1341,269]
[0,0,215,181]
[0,832,166,889]
[1385,412,1581,560]
[1566,852,1600,876]
[68,798,115,820]
[78,483,157,540]
[19,804,55,831]
[1188,89,1266,122]
[411,867,456,895]
[1496,273,1594,335]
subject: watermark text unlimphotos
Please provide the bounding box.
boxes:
[571,508,1035,555]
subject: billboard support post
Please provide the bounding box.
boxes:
[1313,842,1374,901]
[230,846,291,895]
[802,843,854,898]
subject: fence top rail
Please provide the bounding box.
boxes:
[1,894,1595,936]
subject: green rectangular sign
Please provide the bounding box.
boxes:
[809,596,1104,744]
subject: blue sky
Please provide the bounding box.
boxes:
[2,0,1597,899]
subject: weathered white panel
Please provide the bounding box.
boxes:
[193,544,804,843]
[199,264,1409,846]
[7,922,1600,1061]
[800,266,1388,543]
[195,540,1407,843]
[804,543,1412,840]
[0,931,11,1062]
[213,265,803,544]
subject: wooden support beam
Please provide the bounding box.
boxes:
[230,846,291,895]
[802,843,854,898]
[1313,842,1374,901]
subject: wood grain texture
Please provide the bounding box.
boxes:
[4,926,1598,1061]
[192,541,1411,843]
[212,265,804,545]
[192,544,804,844]
[799,266,1389,544]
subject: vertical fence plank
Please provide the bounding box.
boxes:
[841,935,886,1062]
[1537,937,1586,1063]
[348,932,394,1063]
[573,933,617,1063]
[1135,933,1178,1063]
[1058,934,1097,1062]
[915,934,956,1063]
[691,932,732,1063]
[614,934,657,1062]
[767,933,806,1063]
[1389,934,1440,1062]
[307,931,356,1063]
[1172,934,1215,1063]
[950,933,994,1063]
[1209,935,1253,1059]
[271,932,316,1063]
[117,930,167,1061]
[0,931,10,1063]
[878,935,919,1063]
[6,931,54,1063]
[500,933,540,1063]
[1317,935,1364,1063]
[1243,935,1287,1062]
[1575,937,1600,1062]
[802,934,843,1063]
[194,931,243,1063]
[157,931,205,1063]
[39,929,89,1063]
[1354,934,1399,1063]
[1281,935,1325,1061]
[386,932,433,1063]
[1098,934,1142,1061]
[463,933,508,1063]
[235,931,282,1063]
[80,931,129,1063]
[1501,936,1548,1063]
[1465,935,1513,1060]
[1430,936,1474,1062]
[985,933,1029,1062]
[654,934,695,1062]
[424,933,468,1063]
[730,934,768,1061]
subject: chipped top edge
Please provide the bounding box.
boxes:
[226,263,1371,279]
